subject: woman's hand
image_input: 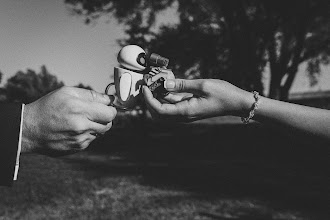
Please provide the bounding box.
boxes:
[143,79,254,122]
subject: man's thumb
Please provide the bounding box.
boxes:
[164,79,203,94]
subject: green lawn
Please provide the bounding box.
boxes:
[0,123,329,219]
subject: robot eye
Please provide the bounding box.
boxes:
[137,53,147,67]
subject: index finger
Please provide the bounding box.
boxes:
[143,86,186,116]
[86,102,117,124]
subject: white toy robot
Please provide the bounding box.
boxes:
[105,45,171,110]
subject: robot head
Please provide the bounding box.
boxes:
[117,45,147,71]
[117,45,170,72]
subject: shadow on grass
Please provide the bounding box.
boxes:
[65,120,330,219]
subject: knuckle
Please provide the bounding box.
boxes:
[109,107,117,119]
[199,80,207,90]
[176,80,185,91]
[105,122,113,131]
[157,107,167,115]
[89,90,97,101]
[103,107,117,121]
[69,138,85,151]
[70,120,87,134]
[199,80,211,92]
[66,99,84,114]
[58,86,73,94]
[80,142,90,150]
[74,140,89,150]
[73,135,84,144]
[183,107,192,116]
[181,107,193,116]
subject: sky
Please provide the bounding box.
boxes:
[0,0,329,94]
[0,0,125,93]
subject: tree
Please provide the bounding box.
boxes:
[65,0,330,100]
[5,65,64,103]
[0,71,6,102]
[0,70,3,84]
[75,83,93,90]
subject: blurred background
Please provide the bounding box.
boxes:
[0,0,329,219]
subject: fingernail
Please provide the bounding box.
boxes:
[165,80,175,90]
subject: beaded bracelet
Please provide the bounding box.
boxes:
[241,91,260,124]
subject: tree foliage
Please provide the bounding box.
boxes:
[0,71,3,84]
[5,65,64,103]
[75,83,93,90]
[65,0,330,100]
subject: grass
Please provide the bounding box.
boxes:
[0,121,329,219]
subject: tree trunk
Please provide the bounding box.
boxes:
[279,86,290,101]
[269,84,290,101]
[268,74,281,100]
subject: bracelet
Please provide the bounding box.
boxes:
[241,91,260,124]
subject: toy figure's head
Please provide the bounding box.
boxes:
[117,45,169,72]
[117,45,147,72]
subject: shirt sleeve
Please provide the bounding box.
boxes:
[0,103,24,186]
[13,104,25,181]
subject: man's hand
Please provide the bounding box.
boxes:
[22,87,117,156]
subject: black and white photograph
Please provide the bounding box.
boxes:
[0,0,329,219]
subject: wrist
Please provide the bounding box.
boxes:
[232,90,256,117]
[241,91,261,123]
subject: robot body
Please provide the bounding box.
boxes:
[113,67,144,109]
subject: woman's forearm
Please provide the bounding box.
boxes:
[241,95,330,142]
[144,78,330,142]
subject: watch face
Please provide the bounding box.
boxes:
[137,52,147,67]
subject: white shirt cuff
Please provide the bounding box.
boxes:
[13,104,24,181]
